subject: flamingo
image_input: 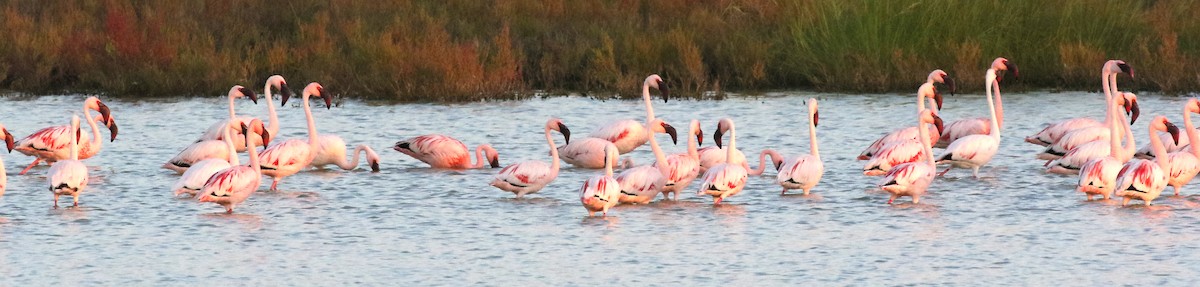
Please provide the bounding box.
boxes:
[858,69,953,160]
[748,149,783,177]
[47,114,88,208]
[588,74,669,154]
[580,142,622,217]
[15,96,117,175]
[257,82,332,191]
[174,120,268,197]
[697,142,747,174]
[1076,92,1137,200]
[393,134,499,169]
[197,75,290,152]
[864,84,945,176]
[698,118,749,204]
[310,141,381,172]
[557,137,618,169]
[491,118,570,198]
[774,98,824,195]
[654,119,703,200]
[1026,60,1133,146]
[164,86,266,173]
[1163,98,1200,196]
[615,119,677,204]
[936,58,1015,148]
[935,64,1005,178]
[878,108,940,204]
[198,122,265,213]
[1114,116,1180,206]
[0,124,13,196]
[1038,62,1140,162]
[1047,92,1135,174]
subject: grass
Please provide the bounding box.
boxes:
[0,0,1197,101]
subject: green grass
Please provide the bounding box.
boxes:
[0,0,1197,101]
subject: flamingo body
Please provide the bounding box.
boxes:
[173,159,232,197]
[558,137,615,169]
[394,134,498,169]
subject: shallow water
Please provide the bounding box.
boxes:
[1,91,1200,285]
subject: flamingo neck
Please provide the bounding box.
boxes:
[83,110,103,153]
[991,76,1005,130]
[647,125,668,174]
[603,147,615,177]
[246,127,260,171]
[227,93,237,120]
[985,70,1000,139]
[1150,125,1170,168]
[338,145,365,170]
[725,121,740,166]
[1187,108,1200,156]
[917,83,930,112]
[1107,98,1123,160]
[301,93,319,149]
[545,127,560,177]
[918,115,933,167]
[1101,69,1114,124]
[223,125,240,166]
[472,144,494,168]
[809,107,820,160]
[263,82,280,135]
[1114,103,1136,161]
[642,81,656,121]
[750,149,778,175]
[686,123,699,160]
[69,122,79,161]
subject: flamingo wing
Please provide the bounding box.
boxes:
[780,154,823,188]
[258,139,313,171]
[939,117,989,148]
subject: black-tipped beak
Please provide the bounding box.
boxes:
[260,128,271,146]
[240,86,258,104]
[945,76,957,96]
[714,128,725,149]
[557,122,571,144]
[394,142,412,152]
[240,123,250,136]
[933,115,945,136]
[773,159,783,171]
[658,80,670,103]
[1006,62,1019,80]
[489,155,500,168]
[1130,100,1141,125]
[3,129,13,152]
[97,102,112,125]
[696,127,704,146]
[107,118,119,142]
[813,110,820,127]
[320,87,333,109]
[1118,62,1134,79]
[281,86,292,106]
[1167,122,1181,145]
[663,123,678,145]
[933,91,944,111]
[370,161,380,172]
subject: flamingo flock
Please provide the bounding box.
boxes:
[2,59,1196,216]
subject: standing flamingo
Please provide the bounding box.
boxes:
[937,58,1015,148]
[47,114,88,208]
[698,118,749,204]
[879,108,940,204]
[15,96,117,174]
[1026,60,1133,146]
[935,65,1005,178]
[588,74,669,154]
[557,137,617,169]
[697,140,747,174]
[0,124,13,196]
[1047,93,1135,174]
[257,82,331,191]
[1039,62,1140,163]
[1163,98,1200,196]
[615,119,677,204]
[858,69,953,160]
[1076,92,1136,200]
[654,119,703,200]
[580,143,622,217]
[198,122,265,213]
[491,118,570,198]
[864,84,945,176]
[197,75,290,152]
[174,124,237,197]
[393,134,499,169]
[1114,116,1180,206]
[776,98,824,195]
[164,86,266,173]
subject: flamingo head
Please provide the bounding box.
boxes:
[248,118,271,146]
[921,109,944,136]
[103,114,119,142]
[1,125,13,152]
[647,74,669,103]
[1121,92,1140,124]
[267,75,294,101]
[918,82,942,110]
[232,85,258,104]
[86,96,114,127]
[714,118,734,149]
[649,119,678,145]
[808,98,820,127]
[690,120,704,146]
[992,57,1018,81]
[393,139,417,158]
[1106,60,1134,79]
[928,69,956,96]
[548,118,571,144]
[367,151,381,172]
[1187,98,1200,115]
[1154,116,1181,145]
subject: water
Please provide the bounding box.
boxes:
[1,91,1199,285]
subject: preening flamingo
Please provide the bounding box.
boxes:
[863,85,945,176]
[491,118,570,198]
[654,119,703,200]
[615,119,677,204]
[1047,93,1135,175]
[858,69,952,160]
[47,114,88,208]
[258,82,331,191]
[198,122,264,213]
[1114,116,1179,206]
[698,118,748,204]
[394,134,499,169]
[1163,98,1200,196]
[164,86,267,174]
[197,75,290,152]
[0,124,13,196]
[937,58,1015,148]
[775,98,824,195]
[1075,93,1136,200]
[935,65,1004,178]
[1026,60,1133,146]
[588,74,669,154]
[878,108,940,204]
[15,96,117,175]
[580,142,622,217]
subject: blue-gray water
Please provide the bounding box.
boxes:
[1,91,1199,285]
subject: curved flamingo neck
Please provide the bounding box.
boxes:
[339,145,365,170]
[917,83,931,112]
[1114,102,1136,160]
[472,144,494,168]
[227,93,238,120]
[83,113,103,154]
[642,81,656,121]
[809,106,820,160]
[545,126,561,178]
[223,125,240,165]
[646,124,668,172]
[750,149,779,175]
[1106,97,1123,160]
[985,70,1000,139]
[603,146,616,177]
[1150,124,1170,168]
[263,82,280,135]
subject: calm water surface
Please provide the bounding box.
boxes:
[2,91,1200,285]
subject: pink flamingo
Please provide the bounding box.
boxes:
[1039,62,1140,163]
[197,75,290,152]
[775,98,824,195]
[698,141,746,174]
[615,119,677,204]
[47,114,88,208]
[588,74,669,154]
[257,82,331,191]
[1163,98,1200,196]
[937,58,1015,148]
[0,124,13,196]
[879,108,940,204]
[311,141,381,172]
[394,134,499,169]
[15,96,117,174]
[864,84,944,176]
[491,118,570,198]
[1115,116,1180,206]
[858,70,952,160]
[1047,93,1135,175]
[174,120,267,197]
[1075,93,1136,200]
[935,64,1005,178]
[748,149,783,176]
[557,137,618,169]
[698,118,748,204]
[198,122,265,213]
[580,142,622,217]
[164,86,267,173]
[654,119,703,200]
[1026,60,1134,146]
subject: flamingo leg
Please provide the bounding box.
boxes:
[73,194,79,207]
[19,158,42,175]
[1121,197,1131,206]
[53,194,59,208]
[803,189,811,196]
[937,167,952,177]
[887,195,896,205]
[1043,160,1052,167]
[780,188,787,195]
[270,180,279,191]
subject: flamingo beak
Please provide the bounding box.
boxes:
[3,128,13,152]
[394,141,412,152]
[260,128,271,146]
[657,80,670,103]
[773,159,783,171]
[107,117,119,142]
[813,110,820,127]
[320,87,333,109]
[1129,99,1141,125]
[557,122,571,144]
[280,85,292,106]
[696,127,704,146]
[933,115,945,136]
[97,102,112,126]
[1118,62,1134,79]
[489,154,500,168]
[663,123,678,145]
[933,91,944,111]
[240,86,259,104]
[714,127,725,149]
[370,160,381,172]
[1006,61,1019,80]
[944,76,957,96]
[1167,122,1181,145]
